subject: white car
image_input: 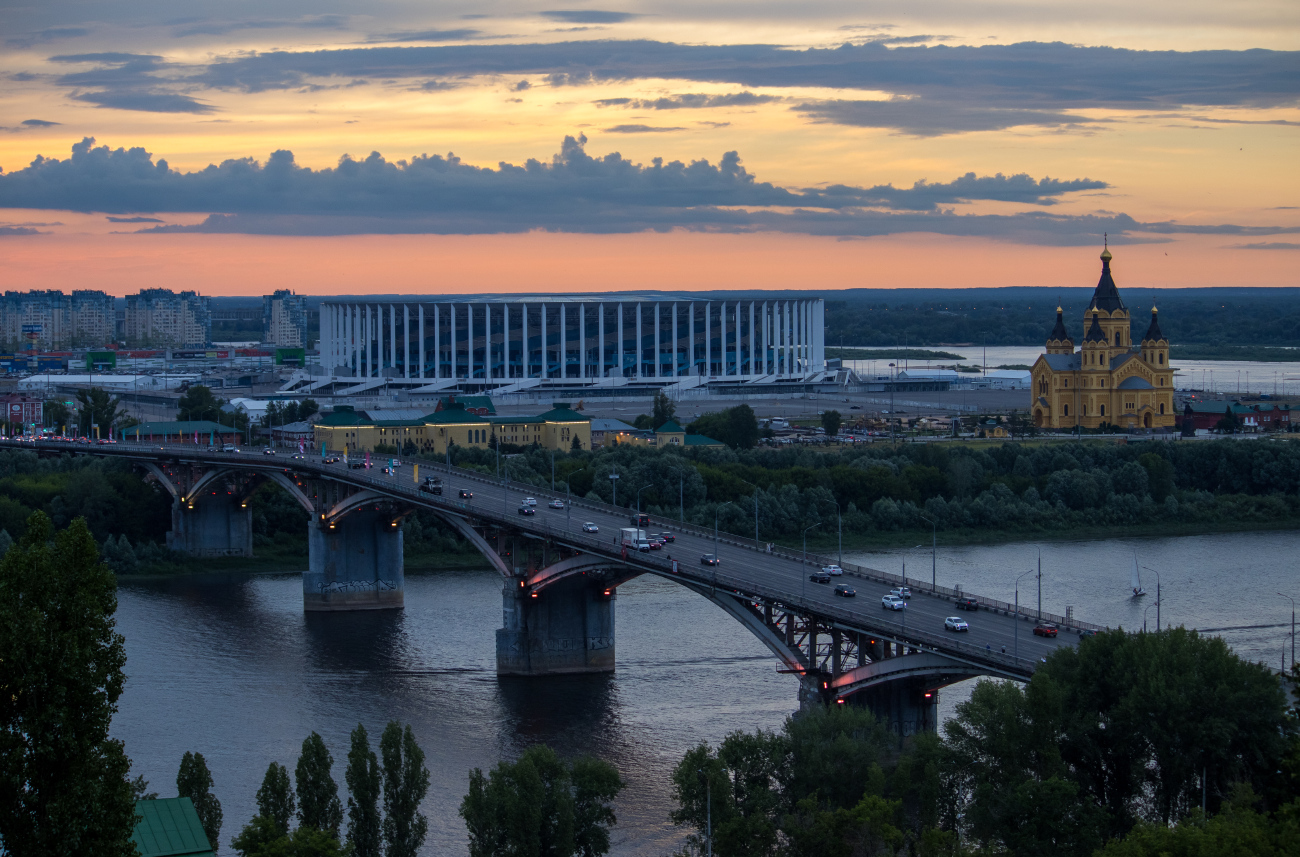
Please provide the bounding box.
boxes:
[944,616,969,632]
[822,564,843,576]
[524,497,537,507]
[582,522,599,533]
[882,595,907,611]
[549,499,565,509]
[890,587,912,600]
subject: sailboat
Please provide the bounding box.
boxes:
[1130,552,1146,597]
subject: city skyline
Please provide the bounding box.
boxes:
[0,0,1297,295]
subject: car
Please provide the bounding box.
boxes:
[850,405,861,410]
[882,595,906,611]
[635,540,652,552]
[944,616,970,632]
[290,453,305,460]
[1033,623,1059,638]
[700,554,720,566]
[655,532,676,543]
[890,587,912,600]
[263,448,277,455]
[524,497,537,507]
[459,489,472,499]
[648,538,664,549]
[323,456,341,464]
[222,444,237,452]
[955,597,980,611]
[822,564,843,576]
[349,461,367,469]
[582,522,599,533]
[1079,628,1099,638]
[630,513,650,527]
[381,466,394,475]
[418,482,443,495]
[518,505,536,515]
[549,499,564,509]
[809,572,831,584]
[833,584,856,597]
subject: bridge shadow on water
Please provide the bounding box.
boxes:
[495,673,622,757]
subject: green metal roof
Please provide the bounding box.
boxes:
[655,420,685,433]
[131,798,214,857]
[422,409,488,425]
[533,404,590,422]
[317,409,368,427]
[436,395,496,415]
[125,421,233,436]
[685,434,725,446]
[493,416,544,425]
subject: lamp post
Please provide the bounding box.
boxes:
[837,504,843,568]
[1143,601,1161,633]
[888,362,896,443]
[919,514,937,592]
[1280,593,1296,672]
[1014,569,1035,663]
[713,502,739,584]
[1142,566,1162,630]
[801,521,822,605]
[609,471,619,506]
[736,475,760,544]
[637,483,652,515]
[1036,547,1042,620]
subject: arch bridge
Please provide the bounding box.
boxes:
[10,440,1100,733]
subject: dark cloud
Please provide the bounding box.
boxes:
[0,226,42,236]
[603,124,686,133]
[50,53,215,114]
[169,15,350,37]
[870,35,955,45]
[540,11,641,23]
[793,98,1096,136]
[106,215,164,222]
[21,119,61,127]
[601,91,781,110]
[6,27,92,48]
[0,136,1291,245]
[363,29,485,44]
[1231,242,1300,250]
[513,79,532,91]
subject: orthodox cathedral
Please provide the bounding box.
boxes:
[1031,246,1175,431]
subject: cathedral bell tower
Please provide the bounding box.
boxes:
[1045,306,1073,355]
[1085,242,1131,360]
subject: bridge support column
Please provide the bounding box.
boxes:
[167,494,252,557]
[304,510,404,611]
[852,678,939,736]
[496,576,615,675]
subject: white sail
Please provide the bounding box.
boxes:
[1131,553,1146,595]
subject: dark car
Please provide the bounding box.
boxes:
[809,572,831,584]
[655,532,676,543]
[630,513,650,527]
[518,505,535,516]
[700,554,720,566]
[323,456,341,464]
[956,597,980,611]
[1033,623,1059,638]
[459,489,472,499]
[833,584,856,597]
[349,461,367,469]
[1079,628,1099,638]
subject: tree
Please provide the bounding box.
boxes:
[670,731,783,857]
[178,385,227,424]
[688,404,759,449]
[177,751,223,851]
[44,399,70,431]
[295,732,342,838]
[461,744,622,857]
[233,820,346,857]
[345,724,382,857]
[256,762,296,835]
[821,410,843,437]
[75,387,128,438]
[571,435,583,451]
[0,511,138,855]
[298,399,319,421]
[653,391,677,428]
[381,722,430,857]
[1216,406,1240,434]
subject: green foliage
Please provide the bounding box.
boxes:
[256,762,296,836]
[820,410,842,437]
[380,722,430,857]
[344,724,381,857]
[232,820,345,857]
[461,744,623,857]
[294,732,342,839]
[261,399,319,429]
[75,387,128,438]
[178,384,226,422]
[177,750,223,851]
[1097,790,1300,857]
[653,391,677,428]
[43,398,70,430]
[0,511,138,855]
[688,404,758,449]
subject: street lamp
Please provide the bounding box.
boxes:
[1142,565,1162,630]
[1014,569,1036,663]
[636,483,652,515]
[713,502,739,584]
[1143,601,1161,633]
[609,471,619,505]
[1280,593,1295,672]
[918,514,937,592]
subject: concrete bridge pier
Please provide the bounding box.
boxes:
[166,492,253,557]
[497,575,616,675]
[304,510,404,611]
[851,677,940,736]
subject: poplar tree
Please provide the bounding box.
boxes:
[177,751,223,851]
[381,722,431,857]
[345,724,382,857]
[0,512,137,855]
[295,732,342,838]
[255,762,295,835]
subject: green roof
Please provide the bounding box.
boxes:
[655,420,685,433]
[422,409,488,425]
[437,395,496,415]
[534,404,590,422]
[317,409,369,427]
[132,798,214,857]
[125,421,233,436]
[685,434,725,446]
[493,416,544,425]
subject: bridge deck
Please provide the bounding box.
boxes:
[11,439,1101,680]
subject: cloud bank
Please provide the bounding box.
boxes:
[0,136,1293,244]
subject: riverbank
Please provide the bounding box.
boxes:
[116,543,489,578]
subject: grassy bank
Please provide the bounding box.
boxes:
[117,541,490,577]
[1171,344,1300,362]
[826,347,966,360]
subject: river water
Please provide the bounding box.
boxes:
[113,530,1300,855]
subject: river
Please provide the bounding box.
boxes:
[113,530,1300,855]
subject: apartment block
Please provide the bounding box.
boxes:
[124,289,211,348]
[0,289,116,349]
[263,289,308,348]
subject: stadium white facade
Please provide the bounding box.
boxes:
[317,297,826,393]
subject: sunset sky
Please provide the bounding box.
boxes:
[1,0,1297,296]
